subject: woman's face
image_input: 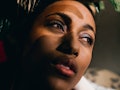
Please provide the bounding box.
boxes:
[22,0,96,90]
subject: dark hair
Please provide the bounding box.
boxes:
[4,0,96,39]
[1,0,98,41]
[14,1,95,34]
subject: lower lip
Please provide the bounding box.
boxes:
[55,64,75,77]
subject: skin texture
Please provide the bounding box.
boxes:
[15,0,96,90]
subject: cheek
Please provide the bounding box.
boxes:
[28,35,60,54]
[77,49,92,74]
[22,36,60,71]
[31,36,61,53]
[29,26,62,50]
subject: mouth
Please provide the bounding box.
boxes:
[50,57,77,77]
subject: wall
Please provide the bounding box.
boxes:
[90,0,120,74]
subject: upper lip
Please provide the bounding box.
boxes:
[51,56,77,74]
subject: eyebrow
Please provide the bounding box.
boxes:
[83,24,95,33]
[45,12,71,25]
[45,12,95,33]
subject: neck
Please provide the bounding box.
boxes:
[11,70,75,90]
[11,71,52,90]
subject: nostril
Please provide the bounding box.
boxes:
[73,51,78,57]
[57,42,79,57]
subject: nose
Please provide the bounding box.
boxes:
[57,32,79,57]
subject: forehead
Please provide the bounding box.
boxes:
[44,0,92,16]
[40,0,96,30]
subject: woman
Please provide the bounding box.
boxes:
[2,0,97,90]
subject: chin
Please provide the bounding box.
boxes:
[46,75,74,90]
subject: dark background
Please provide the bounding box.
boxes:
[89,0,120,75]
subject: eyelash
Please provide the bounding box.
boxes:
[80,34,94,46]
[45,20,66,32]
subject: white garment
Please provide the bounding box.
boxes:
[74,76,95,90]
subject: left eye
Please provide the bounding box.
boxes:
[82,37,93,45]
[80,34,94,46]
[45,20,66,32]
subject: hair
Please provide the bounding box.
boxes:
[17,0,96,31]
[2,0,99,41]
[29,0,95,19]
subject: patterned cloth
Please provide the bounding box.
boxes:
[84,68,120,90]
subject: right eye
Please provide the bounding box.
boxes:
[45,20,66,32]
[79,33,94,46]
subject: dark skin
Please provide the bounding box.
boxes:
[12,0,96,90]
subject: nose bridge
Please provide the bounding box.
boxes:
[57,31,80,57]
[68,32,79,53]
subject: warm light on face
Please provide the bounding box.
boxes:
[22,1,96,90]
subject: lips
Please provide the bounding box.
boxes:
[51,56,77,77]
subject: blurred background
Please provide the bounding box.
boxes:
[89,0,120,75]
[85,0,120,89]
